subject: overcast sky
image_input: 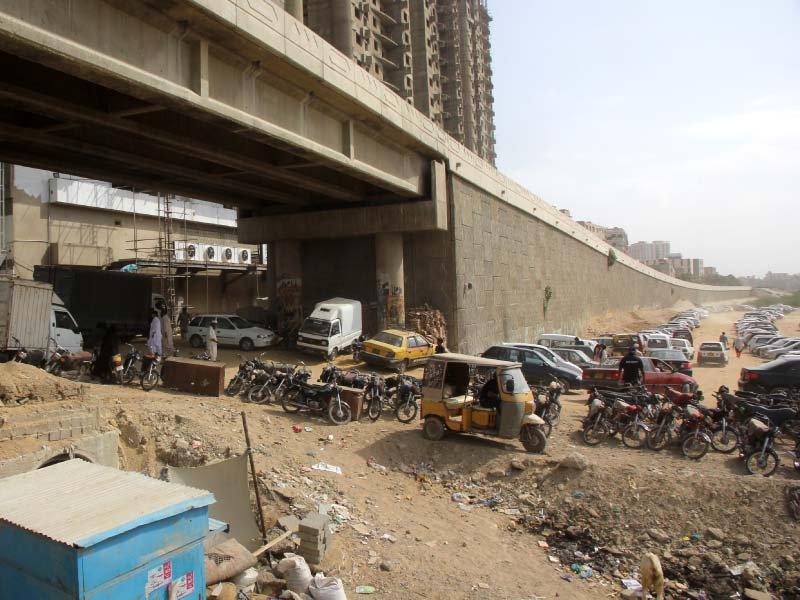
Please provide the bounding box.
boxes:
[491,0,799,277]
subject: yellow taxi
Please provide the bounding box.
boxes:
[362,329,436,370]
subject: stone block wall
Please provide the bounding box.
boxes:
[449,175,751,355]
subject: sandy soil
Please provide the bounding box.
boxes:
[2,304,798,599]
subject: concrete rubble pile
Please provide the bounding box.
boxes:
[405,306,447,345]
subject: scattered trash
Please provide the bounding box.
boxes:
[308,572,347,600]
[304,426,313,433]
[380,533,397,543]
[355,586,376,594]
[367,457,387,472]
[292,426,303,433]
[537,540,549,549]
[621,578,642,590]
[572,491,585,499]
[548,555,560,563]
[311,463,343,474]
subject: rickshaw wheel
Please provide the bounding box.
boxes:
[423,416,446,441]
[521,425,547,453]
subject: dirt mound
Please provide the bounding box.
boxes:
[0,362,88,405]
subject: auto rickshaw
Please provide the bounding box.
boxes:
[419,353,548,453]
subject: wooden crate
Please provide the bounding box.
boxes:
[161,358,225,397]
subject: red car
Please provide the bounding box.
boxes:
[582,357,698,393]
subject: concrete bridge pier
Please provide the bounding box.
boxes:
[274,240,303,328]
[375,232,405,330]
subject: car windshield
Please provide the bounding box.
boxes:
[373,331,403,347]
[229,316,253,329]
[571,350,591,362]
[500,368,530,394]
[300,318,331,336]
[651,350,685,360]
[700,343,723,350]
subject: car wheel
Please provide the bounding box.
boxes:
[189,335,203,348]
[327,348,338,361]
[239,338,254,352]
[423,416,446,441]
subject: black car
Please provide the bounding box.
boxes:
[647,349,693,376]
[739,357,800,394]
[482,345,582,391]
[553,347,597,370]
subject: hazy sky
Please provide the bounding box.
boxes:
[491,0,799,277]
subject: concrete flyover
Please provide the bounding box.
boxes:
[0,0,751,351]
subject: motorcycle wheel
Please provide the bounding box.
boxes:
[367,396,383,422]
[395,397,418,423]
[582,421,606,446]
[225,379,242,397]
[622,423,648,449]
[281,389,302,413]
[121,368,136,386]
[681,433,709,460]
[745,449,780,477]
[328,399,352,425]
[141,369,159,391]
[646,424,669,451]
[521,425,547,453]
[247,385,269,404]
[546,404,561,427]
[542,419,553,438]
[710,426,740,454]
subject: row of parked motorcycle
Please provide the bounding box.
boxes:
[582,383,800,477]
[223,357,424,426]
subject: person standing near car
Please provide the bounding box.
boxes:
[147,310,162,356]
[206,319,218,361]
[720,332,729,349]
[618,346,645,386]
[435,337,447,354]
[734,336,745,358]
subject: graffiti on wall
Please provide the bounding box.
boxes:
[277,276,302,326]
[377,276,404,327]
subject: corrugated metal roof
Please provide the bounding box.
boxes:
[0,460,214,548]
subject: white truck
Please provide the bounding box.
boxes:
[0,277,84,363]
[297,297,362,360]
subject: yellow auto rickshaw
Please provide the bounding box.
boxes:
[419,353,548,453]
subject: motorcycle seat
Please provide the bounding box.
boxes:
[751,407,797,427]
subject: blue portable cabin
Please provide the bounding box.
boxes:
[0,460,215,599]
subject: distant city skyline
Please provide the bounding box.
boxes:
[490,0,800,277]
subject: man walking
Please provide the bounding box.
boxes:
[178,307,190,340]
[734,336,745,358]
[719,332,729,350]
[206,319,218,361]
[618,346,645,386]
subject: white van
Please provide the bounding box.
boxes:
[50,303,84,354]
[297,298,362,360]
[537,333,597,352]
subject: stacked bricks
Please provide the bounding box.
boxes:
[297,512,332,565]
[0,406,100,443]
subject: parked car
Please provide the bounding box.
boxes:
[647,349,693,376]
[536,334,597,352]
[697,341,728,367]
[297,297,362,360]
[669,338,694,360]
[643,334,671,353]
[501,343,583,381]
[610,333,645,356]
[739,357,800,394]
[187,314,276,351]
[581,356,697,393]
[482,345,582,393]
[763,339,800,359]
[552,347,597,370]
[361,329,435,370]
[671,328,694,345]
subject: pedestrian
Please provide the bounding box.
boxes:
[161,308,175,357]
[618,346,645,386]
[599,343,608,362]
[147,310,162,356]
[634,343,644,357]
[206,319,218,361]
[91,322,108,379]
[178,306,190,339]
[719,331,729,349]
[734,336,745,358]
[592,344,602,361]
[435,337,447,354]
[97,324,120,383]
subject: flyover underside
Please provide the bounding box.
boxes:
[0,0,431,214]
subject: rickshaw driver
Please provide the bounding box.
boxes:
[478,374,500,411]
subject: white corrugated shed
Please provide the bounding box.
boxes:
[0,460,214,547]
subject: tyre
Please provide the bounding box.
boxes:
[239,338,254,352]
[582,421,606,446]
[710,426,740,454]
[622,423,648,449]
[546,404,562,427]
[281,389,302,413]
[190,335,203,348]
[327,399,352,425]
[247,385,270,404]
[225,379,242,397]
[423,416,445,441]
[521,425,547,453]
[681,433,709,460]
[327,348,338,361]
[141,368,159,391]
[646,424,669,451]
[395,397,418,423]
[121,368,136,386]
[542,419,553,438]
[745,449,780,477]
[557,378,571,395]
[367,396,383,422]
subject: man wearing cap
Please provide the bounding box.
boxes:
[207,319,218,361]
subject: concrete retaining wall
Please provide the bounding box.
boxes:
[448,175,751,355]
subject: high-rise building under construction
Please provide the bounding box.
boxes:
[302,0,496,164]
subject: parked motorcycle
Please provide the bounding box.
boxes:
[533,380,563,436]
[740,406,799,476]
[226,355,256,397]
[392,374,422,423]
[364,373,390,422]
[120,344,142,385]
[250,363,309,404]
[281,379,352,425]
[45,338,93,377]
[679,404,711,459]
[140,353,161,391]
[10,336,29,363]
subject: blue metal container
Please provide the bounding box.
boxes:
[0,460,215,599]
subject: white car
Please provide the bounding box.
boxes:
[187,314,276,351]
[697,342,728,367]
[669,338,694,360]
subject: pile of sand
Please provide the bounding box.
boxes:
[0,362,88,405]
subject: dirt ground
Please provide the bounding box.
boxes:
[3,301,799,599]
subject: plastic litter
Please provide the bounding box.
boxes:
[308,573,347,600]
[621,578,642,590]
[230,567,258,592]
[311,463,343,474]
[355,586,376,594]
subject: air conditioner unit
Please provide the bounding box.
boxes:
[238,248,252,264]
[221,246,238,264]
[203,244,221,262]
[184,242,201,262]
